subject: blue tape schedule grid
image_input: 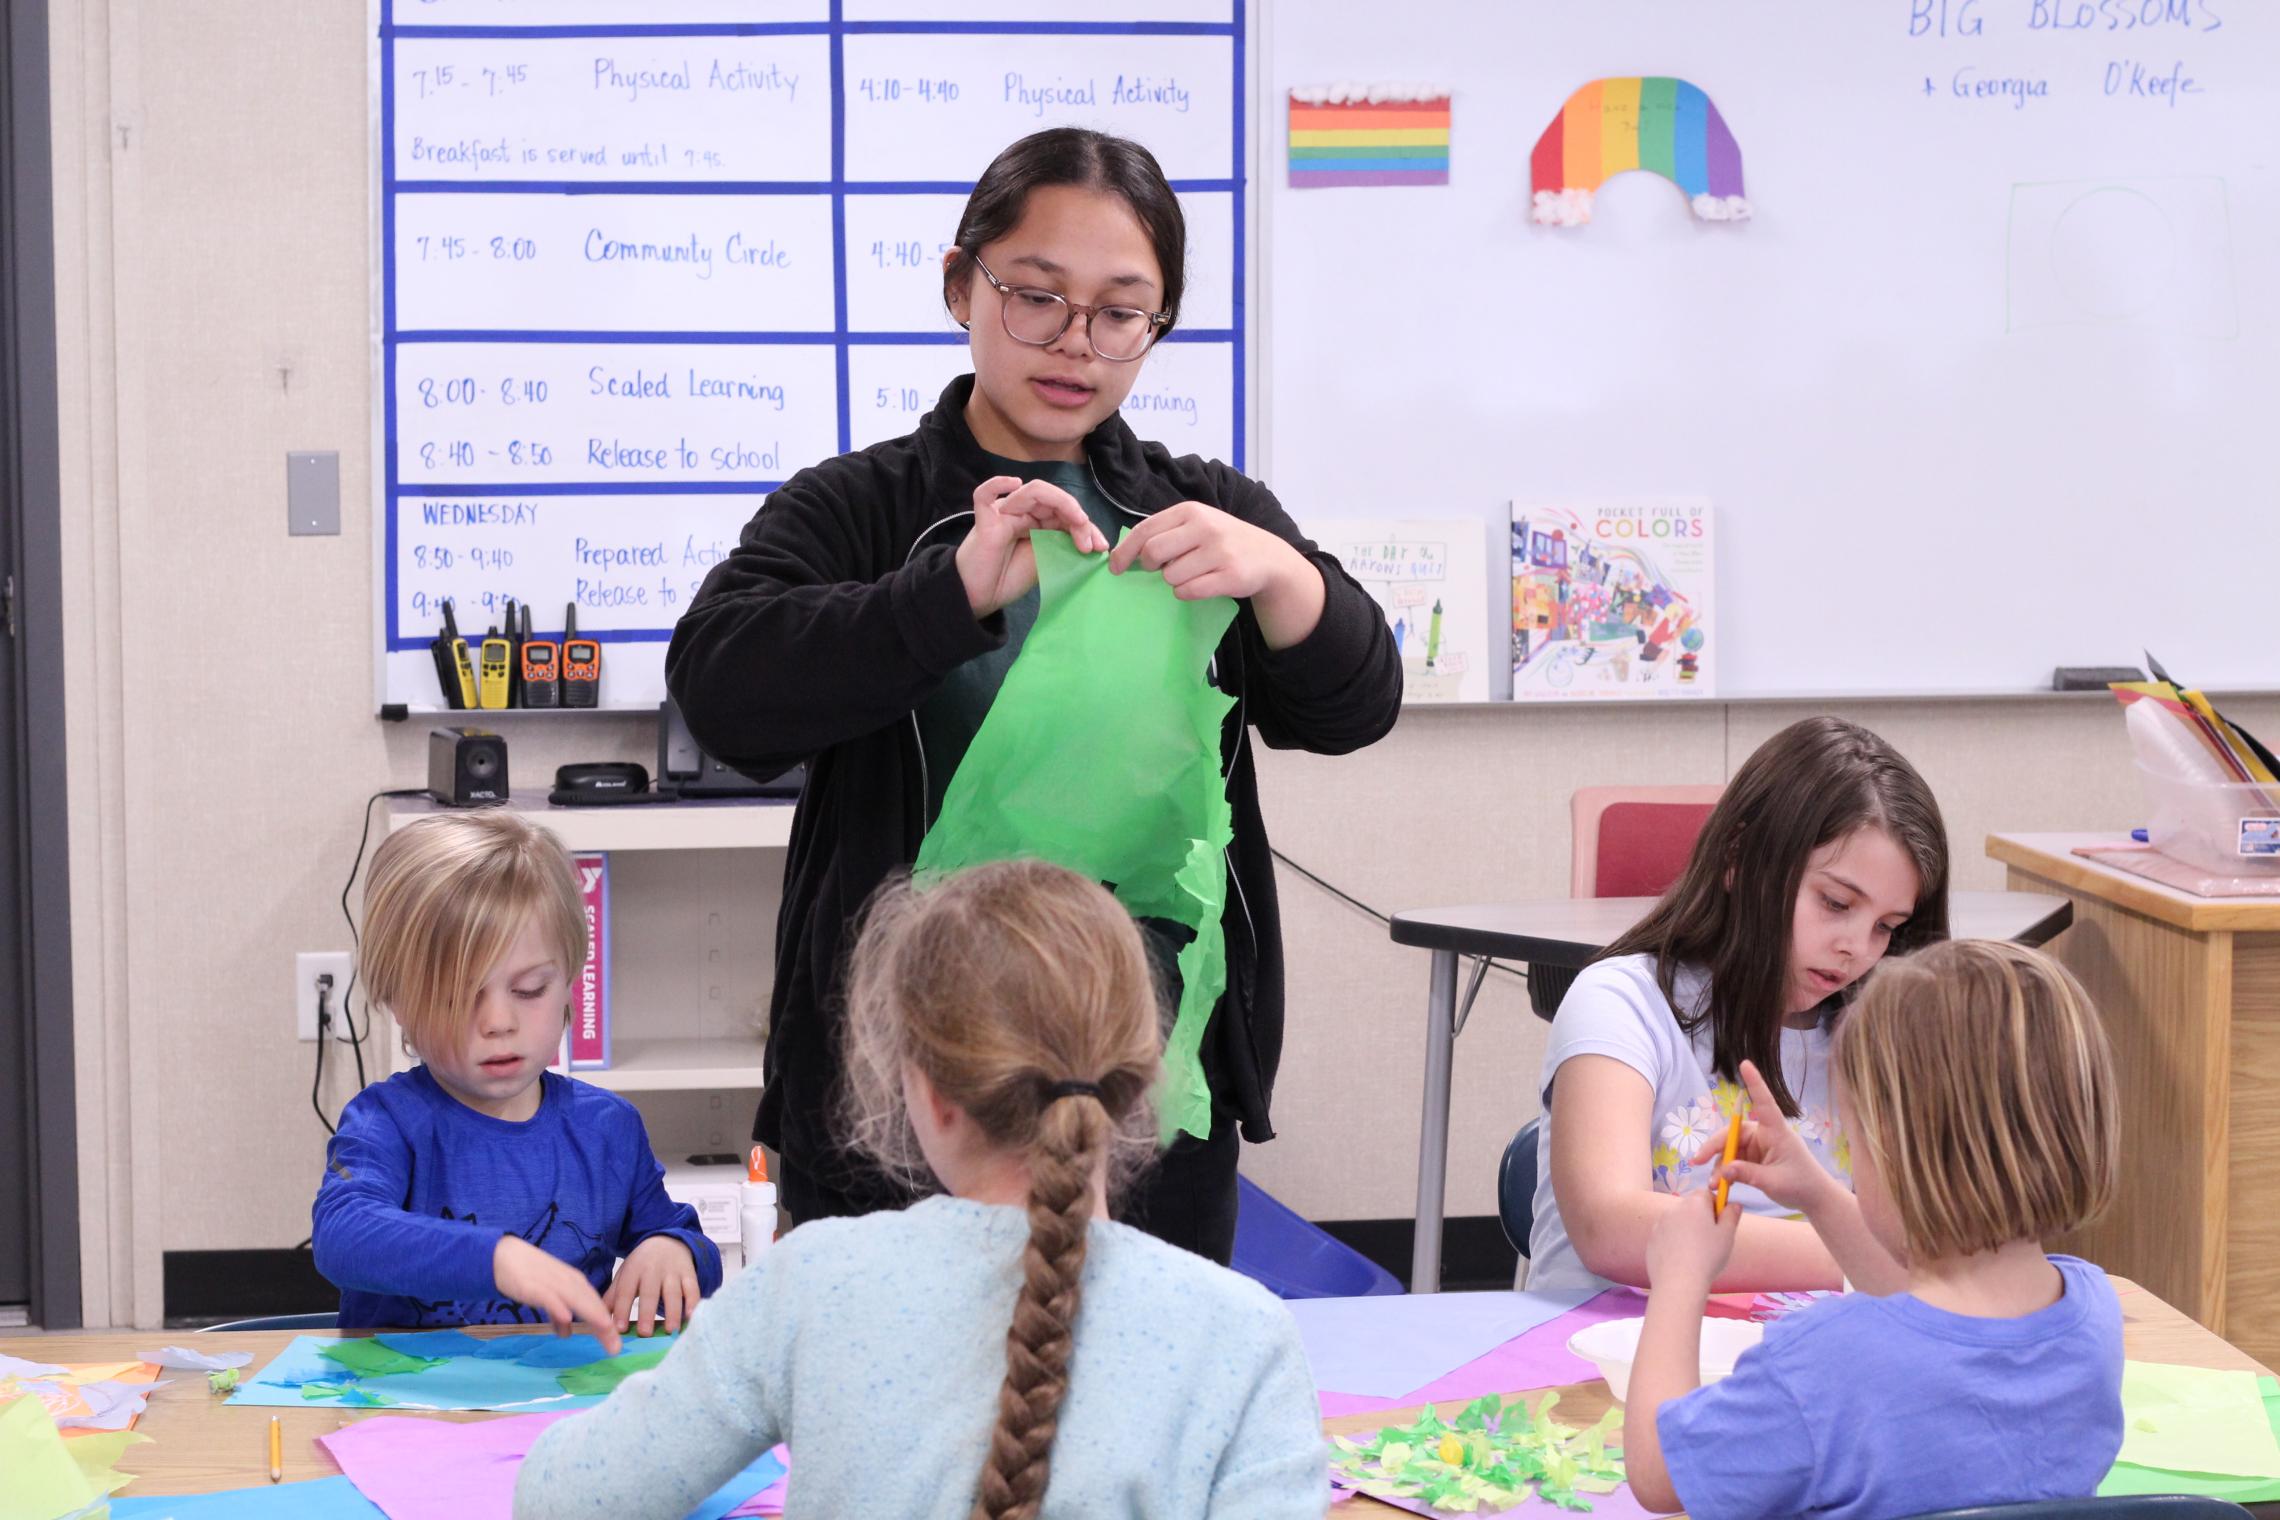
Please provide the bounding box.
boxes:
[376,0,1249,709]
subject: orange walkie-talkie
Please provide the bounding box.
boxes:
[520,604,561,709]
[561,603,601,709]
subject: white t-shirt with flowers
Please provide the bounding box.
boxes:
[1524,953,1850,1292]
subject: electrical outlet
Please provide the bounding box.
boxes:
[296,952,353,1041]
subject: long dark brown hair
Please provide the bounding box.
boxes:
[1598,717,1951,1117]
[842,861,1162,1520]
[943,128,1188,337]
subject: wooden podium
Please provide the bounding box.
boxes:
[1988,832,2280,1369]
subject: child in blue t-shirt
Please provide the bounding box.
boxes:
[313,811,720,1339]
[1624,939,2124,1519]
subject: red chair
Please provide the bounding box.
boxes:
[1570,784,1725,899]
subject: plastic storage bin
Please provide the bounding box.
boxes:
[2138,763,2280,878]
[1230,1174,1405,1299]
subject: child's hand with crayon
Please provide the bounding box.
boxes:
[1645,1173,1743,1292]
[1690,1060,1850,1221]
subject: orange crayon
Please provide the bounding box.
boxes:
[1712,1108,1743,1219]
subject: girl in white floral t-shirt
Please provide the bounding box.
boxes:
[1526,717,1949,1294]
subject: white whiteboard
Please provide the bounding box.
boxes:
[1265,2,2280,699]
[372,0,1249,709]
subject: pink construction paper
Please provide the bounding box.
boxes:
[318,1412,572,1519]
[724,1448,790,1516]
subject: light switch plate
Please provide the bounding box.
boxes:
[287,451,340,536]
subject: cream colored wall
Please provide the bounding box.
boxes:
[46,1,2280,1324]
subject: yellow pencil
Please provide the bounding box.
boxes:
[1712,1108,1743,1220]
[268,1415,282,1483]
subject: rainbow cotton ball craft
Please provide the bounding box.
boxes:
[1531,77,1749,226]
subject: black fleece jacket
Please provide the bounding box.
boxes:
[665,375,1402,1219]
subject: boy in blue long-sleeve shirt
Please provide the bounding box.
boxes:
[313,811,720,1337]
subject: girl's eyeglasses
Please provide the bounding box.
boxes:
[969,254,1168,363]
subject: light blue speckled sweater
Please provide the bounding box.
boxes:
[513,1195,1330,1519]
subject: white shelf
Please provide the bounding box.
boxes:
[386,790,794,852]
[572,1036,765,1093]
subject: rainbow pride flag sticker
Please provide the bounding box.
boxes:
[1288,85,1450,190]
[1531,77,1749,226]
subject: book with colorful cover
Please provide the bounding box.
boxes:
[569,852,609,1068]
[1308,517,1489,704]
[1511,499,1714,701]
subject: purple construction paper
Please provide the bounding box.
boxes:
[1290,168,1449,189]
[1333,1473,1659,1520]
[1703,100,1744,200]
[722,1448,790,1516]
[1317,1290,1645,1419]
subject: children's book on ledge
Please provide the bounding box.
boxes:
[1511,499,1714,702]
[1305,517,1490,704]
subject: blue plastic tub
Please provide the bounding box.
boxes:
[1231,1174,1405,1299]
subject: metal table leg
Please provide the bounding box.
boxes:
[1410,948,1459,1293]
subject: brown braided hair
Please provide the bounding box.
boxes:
[842,861,1163,1520]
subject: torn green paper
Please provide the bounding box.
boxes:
[317,1339,447,1380]
[914,529,1237,1142]
[2102,1370,2280,1498]
[554,1348,670,1398]
[2113,1361,2280,1480]
[1329,1392,1627,1514]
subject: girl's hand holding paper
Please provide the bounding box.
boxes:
[955,475,1110,617]
[1108,500,1326,647]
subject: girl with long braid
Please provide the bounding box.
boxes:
[515,860,1328,1520]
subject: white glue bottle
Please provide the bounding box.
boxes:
[740,1146,778,1270]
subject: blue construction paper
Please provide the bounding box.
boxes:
[1288,1289,1596,1399]
[373,1329,614,1366]
[689,1451,790,1520]
[109,1475,387,1519]
[101,1456,787,1520]
[231,1331,685,1411]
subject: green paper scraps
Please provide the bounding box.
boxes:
[913,528,1238,1142]
[1330,1391,1626,1514]
[0,1392,146,1520]
[207,1367,240,1395]
[299,1381,398,1408]
[2115,1361,2280,1479]
[554,1348,669,1398]
[317,1339,447,1380]
[2102,1369,2280,1499]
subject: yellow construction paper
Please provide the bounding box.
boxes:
[2119,1361,2280,1479]
[0,1393,103,1520]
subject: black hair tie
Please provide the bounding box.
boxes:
[1043,1079,1104,1104]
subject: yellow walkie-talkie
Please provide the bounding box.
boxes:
[477,623,513,709]
[431,599,477,710]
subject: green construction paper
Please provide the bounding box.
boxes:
[0,1394,124,1520]
[1329,1392,1627,1514]
[913,529,1237,1142]
[2102,1374,2280,1500]
[317,1339,447,1380]
[2113,1361,2280,1480]
[554,1348,670,1397]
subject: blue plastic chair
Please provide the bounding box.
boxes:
[1496,1117,1542,1259]
[1898,1501,2252,1519]
[1231,1174,1403,1299]
[202,1312,338,1332]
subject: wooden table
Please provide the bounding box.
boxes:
[1989,832,2280,1370]
[1388,890,2076,1293]
[1328,1274,2277,1518]
[1,1280,2267,1509]
[0,1323,576,1492]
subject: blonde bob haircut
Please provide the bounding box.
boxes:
[359,810,589,1058]
[1835,939,2119,1262]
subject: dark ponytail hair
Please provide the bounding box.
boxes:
[1597,716,1952,1118]
[943,128,1187,338]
